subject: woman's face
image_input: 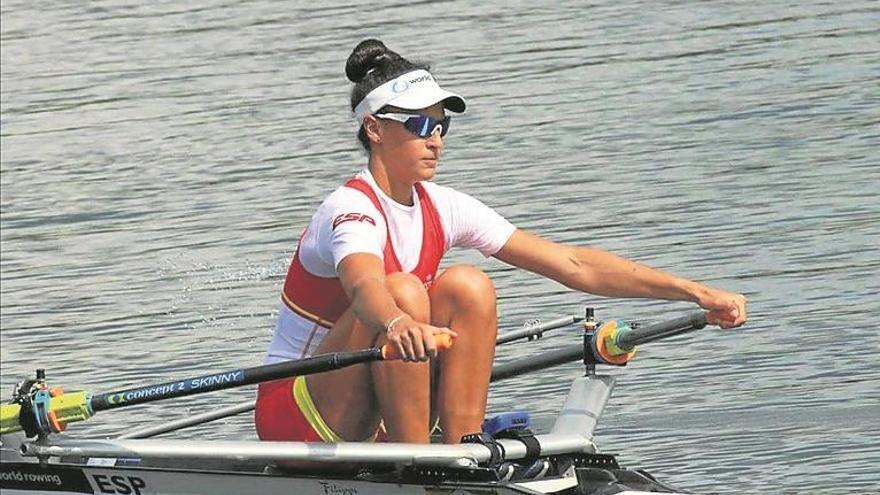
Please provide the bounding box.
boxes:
[372,103,446,183]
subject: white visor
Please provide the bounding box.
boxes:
[353,69,466,125]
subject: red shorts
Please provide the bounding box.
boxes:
[254,378,324,442]
[256,376,391,443]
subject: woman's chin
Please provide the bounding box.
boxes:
[418,166,437,181]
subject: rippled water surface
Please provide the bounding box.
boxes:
[2,1,878,493]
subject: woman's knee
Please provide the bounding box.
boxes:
[385,272,430,318]
[433,265,496,307]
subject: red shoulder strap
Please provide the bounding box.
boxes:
[344,178,403,273]
[412,182,446,282]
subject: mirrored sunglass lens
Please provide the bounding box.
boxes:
[404,116,449,138]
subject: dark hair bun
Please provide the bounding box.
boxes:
[346,39,397,83]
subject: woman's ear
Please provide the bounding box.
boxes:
[363,115,382,145]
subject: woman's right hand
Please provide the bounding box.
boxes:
[385,314,458,362]
[694,286,748,329]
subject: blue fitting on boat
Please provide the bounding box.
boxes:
[482,411,531,437]
[31,389,52,435]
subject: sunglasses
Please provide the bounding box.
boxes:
[374,112,451,138]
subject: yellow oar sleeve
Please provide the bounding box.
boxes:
[1,403,23,434]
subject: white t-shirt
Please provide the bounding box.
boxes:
[266,169,516,363]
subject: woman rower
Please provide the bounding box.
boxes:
[255,39,747,445]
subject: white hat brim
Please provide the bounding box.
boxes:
[386,86,466,114]
[354,70,467,124]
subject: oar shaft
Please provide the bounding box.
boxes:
[91,348,382,412]
[118,400,256,439]
[123,315,582,438]
[491,344,583,382]
[126,343,584,438]
[616,311,707,349]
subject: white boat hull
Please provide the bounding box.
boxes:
[0,460,692,495]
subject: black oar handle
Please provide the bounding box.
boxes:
[616,311,707,349]
[91,348,383,412]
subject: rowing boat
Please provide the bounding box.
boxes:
[1,309,709,495]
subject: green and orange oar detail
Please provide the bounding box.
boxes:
[0,335,454,437]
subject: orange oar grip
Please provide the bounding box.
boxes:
[381,333,455,360]
[433,333,454,350]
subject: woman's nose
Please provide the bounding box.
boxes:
[425,129,443,149]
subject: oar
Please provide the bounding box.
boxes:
[120,312,587,439]
[118,400,257,439]
[0,336,453,437]
[122,312,706,439]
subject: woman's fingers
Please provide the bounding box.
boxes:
[423,330,437,359]
[707,308,738,328]
[411,328,428,361]
[389,324,426,361]
[395,331,413,361]
[388,325,454,361]
[701,290,747,329]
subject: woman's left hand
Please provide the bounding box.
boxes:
[696,287,748,329]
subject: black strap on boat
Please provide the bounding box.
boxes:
[16,400,39,439]
[460,432,504,467]
[495,428,541,463]
[10,377,40,438]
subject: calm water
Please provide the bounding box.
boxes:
[2,1,878,493]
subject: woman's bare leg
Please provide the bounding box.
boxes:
[307,271,433,442]
[429,265,498,443]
